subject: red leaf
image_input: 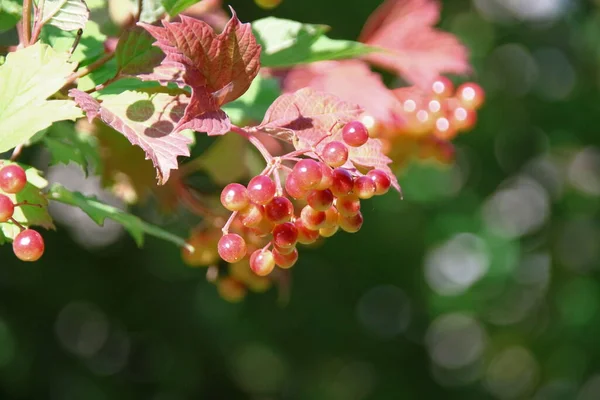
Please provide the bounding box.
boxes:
[69,89,192,184]
[258,87,363,146]
[257,88,400,193]
[139,8,261,135]
[359,0,470,88]
[279,60,405,132]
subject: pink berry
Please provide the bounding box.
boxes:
[367,169,391,195]
[272,222,298,249]
[285,173,308,200]
[353,176,376,199]
[218,233,247,263]
[336,195,361,217]
[330,168,354,197]
[307,189,334,211]
[456,82,485,110]
[264,196,294,223]
[13,229,44,262]
[322,141,348,168]
[342,121,369,147]
[300,205,326,230]
[292,159,322,189]
[431,76,454,99]
[247,175,276,205]
[0,164,26,194]
[0,194,14,223]
[294,219,320,245]
[220,183,249,211]
[339,212,364,233]
[249,249,276,276]
[315,163,334,190]
[273,247,298,269]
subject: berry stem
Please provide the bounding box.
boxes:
[273,166,283,196]
[10,144,23,161]
[221,211,238,235]
[136,0,143,22]
[9,218,26,232]
[230,125,273,164]
[13,201,43,208]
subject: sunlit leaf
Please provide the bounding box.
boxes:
[40,0,90,31]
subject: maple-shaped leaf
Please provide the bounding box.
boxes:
[358,0,470,88]
[69,88,192,184]
[114,26,166,78]
[139,8,261,135]
[0,164,55,244]
[279,60,405,132]
[258,87,362,145]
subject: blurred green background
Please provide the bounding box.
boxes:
[3,0,600,399]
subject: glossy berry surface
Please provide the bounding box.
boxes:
[367,169,391,195]
[353,176,376,199]
[322,141,349,168]
[272,222,298,249]
[249,249,276,276]
[330,168,354,197]
[292,159,323,189]
[307,189,334,211]
[247,175,276,205]
[456,82,485,110]
[0,164,27,194]
[273,247,298,269]
[220,183,249,211]
[264,196,294,223]
[342,121,369,147]
[0,194,14,223]
[218,233,247,263]
[13,229,45,262]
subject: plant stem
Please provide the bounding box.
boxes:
[230,125,273,163]
[221,211,238,235]
[9,218,26,232]
[10,145,23,161]
[63,52,115,89]
[22,0,32,46]
[136,0,143,21]
[29,0,45,45]
[68,29,83,55]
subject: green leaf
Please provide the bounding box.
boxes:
[0,164,55,244]
[161,0,199,17]
[115,26,165,77]
[40,0,90,31]
[252,17,380,68]
[43,121,101,175]
[140,0,165,23]
[40,20,106,65]
[77,56,118,91]
[0,0,21,33]
[222,74,280,125]
[47,184,191,249]
[0,42,82,154]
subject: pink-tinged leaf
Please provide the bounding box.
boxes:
[139,8,261,131]
[177,109,231,135]
[69,89,192,184]
[278,60,405,132]
[69,89,101,122]
[359,0,470,88]
[258,87,363,146]
[138,62,186,88]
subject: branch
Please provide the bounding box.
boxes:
[29,0,45,44]
[136,0,143,22]
[22,0,32,45]
[62,52,115,90]
[230,125,273,164]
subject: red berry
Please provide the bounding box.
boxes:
[339,212,364,233]
[264,196,294,223]
[433,116,458,140]
[336,195,361,217]
[322,206,340,229]
[250,217,275,237]
[220,183,249,211]
[249,249,276,276]
[330,168,354,197]
[285,173,308,200]
[12,229,44,262]
[448,103,477,132]
[307,189,334,211]
[342,121,369,147]
[0,194,14,223]
[319,225,339,238]
[272,222,298,249]
[315,163,334,190]
[273,247,298,269]
[217,233,247,263]
[0,164,26,194]
[353,176,376,199]
[367,169,391,196]
[300,205,326,230]
[322,141,348,168]
[239,203,265,228]
[431,76,454,99]
[247,175,276,205]
[456,82,485,110]
[292,159,322,189]
[294,219,320,244]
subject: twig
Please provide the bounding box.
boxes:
[62,52,115,89]
[22,0,32,46]
[14,201,43,208]
[9,218,26,232]
[10,145,23,161]
[136,0,143,22]
[230,125,273,164]
[29,0,45,45]
[221,212,238,235]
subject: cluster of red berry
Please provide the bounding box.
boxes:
[365,77,485,166]
[0,164,45,262]
[183,121,391,299]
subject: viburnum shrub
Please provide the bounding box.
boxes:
[0,0,484,301]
